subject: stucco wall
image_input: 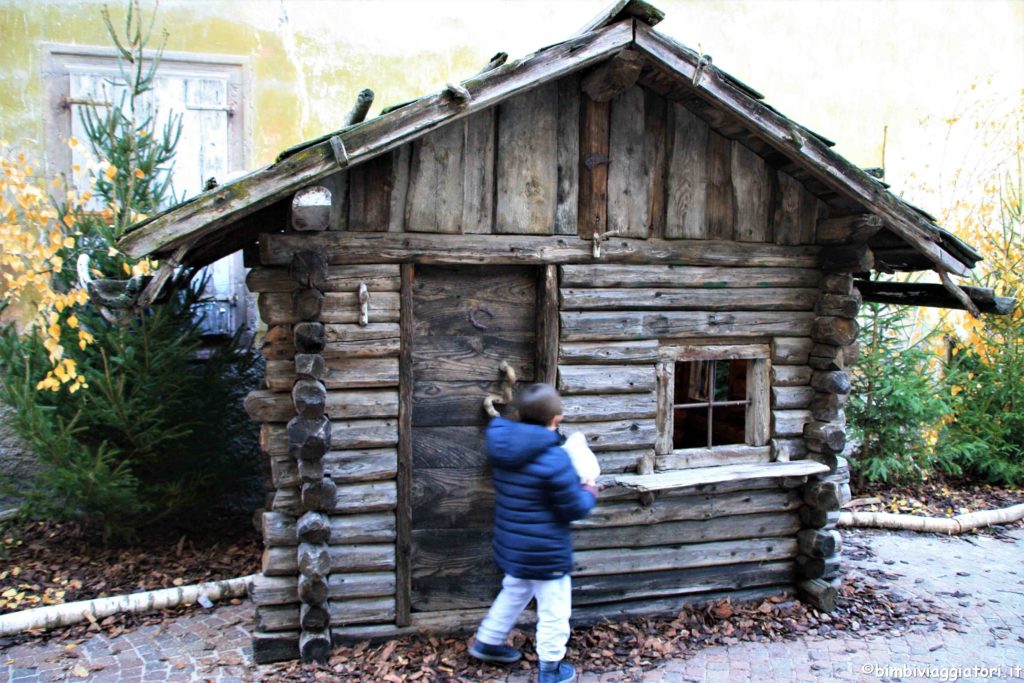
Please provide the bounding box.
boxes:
[1,0,1021,207]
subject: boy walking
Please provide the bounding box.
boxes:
[468,383,598,683]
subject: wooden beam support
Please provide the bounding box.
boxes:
[582,49,645,102]
[816,214,883,244]
[260,233,821,268]
[395,263,414,627]
[857,279,1015,315]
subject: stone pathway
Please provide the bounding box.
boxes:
[2,528,1022,682]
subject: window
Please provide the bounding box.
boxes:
[43,44,251,336]
[656,345,770,469]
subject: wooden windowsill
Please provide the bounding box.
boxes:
[610,460,830,493]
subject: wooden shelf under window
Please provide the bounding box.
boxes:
[611,460,830,493]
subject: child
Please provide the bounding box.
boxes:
[468,383,598,683]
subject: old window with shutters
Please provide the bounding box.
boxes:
[655,345,771,469]
[43,44,249,336]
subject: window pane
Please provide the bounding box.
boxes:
[674,360,709,404]
[673,406,709,449]
[712,404,747,445]
[714,359,748,402]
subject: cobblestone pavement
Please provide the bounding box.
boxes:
[2,528,1022,682]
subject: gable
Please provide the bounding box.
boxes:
[116,1,979,285]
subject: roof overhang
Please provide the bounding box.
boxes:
[117,0,980,288]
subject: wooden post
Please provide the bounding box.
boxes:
[395,263,414,626]
[537,265,560,386]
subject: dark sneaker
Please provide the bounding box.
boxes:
[468,639,522,664]
[538,660,576,683]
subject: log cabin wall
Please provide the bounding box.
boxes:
[244,73,850,662]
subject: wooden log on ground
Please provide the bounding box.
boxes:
[287,416,331,461]
[838,503,1024,534]
[797,578,838,612]
[797,529,842,558]
[811,317,859,346]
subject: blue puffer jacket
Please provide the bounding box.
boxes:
[485,416,597,580]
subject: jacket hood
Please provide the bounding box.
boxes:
[486,416,561,469]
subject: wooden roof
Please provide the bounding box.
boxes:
[117,0,982,279]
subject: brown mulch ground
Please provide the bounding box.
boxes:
[0,508,261,618]
[257,542,953,682]
[850,475,1024,533]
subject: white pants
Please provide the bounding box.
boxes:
[476,574,572,662]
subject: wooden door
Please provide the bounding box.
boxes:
[409,265,538,612]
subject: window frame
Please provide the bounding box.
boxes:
[42,43,250,183]
[655,344,771,470]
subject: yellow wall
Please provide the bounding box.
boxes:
[2,0,1022,216]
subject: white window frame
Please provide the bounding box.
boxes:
[41,43,253,335]
[655,344,771,470]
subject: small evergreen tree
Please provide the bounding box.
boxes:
[0,0,259,540]
[846,295,951,485]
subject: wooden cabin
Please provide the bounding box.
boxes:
[117,0,1006,664]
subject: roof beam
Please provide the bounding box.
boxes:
[858,280,1014,315]
[118,21,634,260]
[632,24,971,277]
[576,0,665,36]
